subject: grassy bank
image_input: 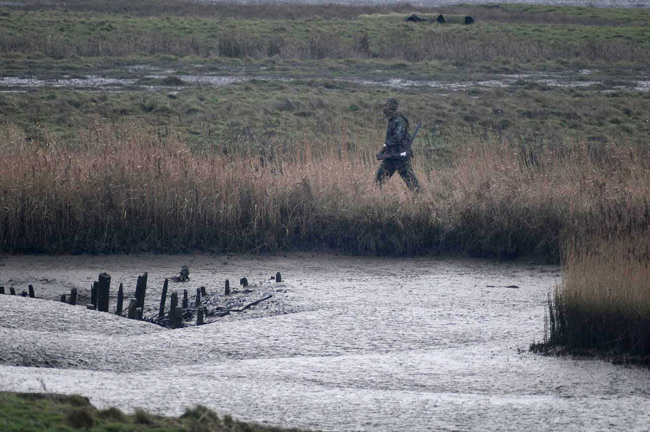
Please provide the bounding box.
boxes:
[0,392,306,431]
[2,82,649,157]
[1,3,649,69]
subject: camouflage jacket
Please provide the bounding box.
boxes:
[382,112,410,156]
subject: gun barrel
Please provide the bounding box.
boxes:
[404,121,422,155]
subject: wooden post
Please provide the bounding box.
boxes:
[135,307,143,321]
[240,277,248,287]
[173,306,183,328]
[169,291,178,323]
[182,289,188,309]
[159,279,168,319]
[91,282,98,310]
[28,285,35,298]
[195,287,201,308]
[197,306,204,325]
[0,286,4,294]
[276,272,282,283]
[9,287,15,295]
[21,291,27,297]
[97,273,111,312]
[60,294,67,302]
[86,304,95,309]
[200,286,207,297]
[225,279,230,295]
[127,298,138,319]
[69,288,77,306]
[134,276,142,308]
[135,272,148,310]
[116,284,123,315]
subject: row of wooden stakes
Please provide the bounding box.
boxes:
[0,285,36,298]
[52,271,282,328]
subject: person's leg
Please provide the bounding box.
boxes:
[375,160,397,186]
[397,160,421,192]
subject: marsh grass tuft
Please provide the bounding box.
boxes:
[65,407,95,429]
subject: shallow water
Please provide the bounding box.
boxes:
[1,253,650,431]
[2,71,648,93]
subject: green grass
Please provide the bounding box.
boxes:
[2,81,648,155]
[1,5,648,67]
[0,392,309,432]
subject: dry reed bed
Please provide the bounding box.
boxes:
[1,121,649,258]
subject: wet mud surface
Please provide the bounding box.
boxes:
[1,253,650,431]
[1,68,648,93]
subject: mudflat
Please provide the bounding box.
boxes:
[1,253,649,431]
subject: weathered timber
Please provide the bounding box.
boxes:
[195,288,201,308]
[276,272,282,283]
[240,277,248,287]
[135,307,143,321]
[21,291,27,297]
[173,306,183,328]
[200,286,207,297]
[116,284,123,315]
[28,285,35,298]
[197,306,204,326]
[159,279,168,319]
[220,294,273,313]
[10,287,15,295]
[86,304,94,309]
[97,273,111,312]
[134,272,148,310]
[169,291,179,323]
[69,288,77,306]
[91,282,98,309]
[60,294,66,303]
[225,279,230,295]
[127,298,138,319]
[0,286,4,294]
[182,289,188,309]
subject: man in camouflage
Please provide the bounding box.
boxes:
[375,99,421,191]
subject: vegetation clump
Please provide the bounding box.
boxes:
[539,232,650,364]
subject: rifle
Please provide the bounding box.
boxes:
[376,121,422,161]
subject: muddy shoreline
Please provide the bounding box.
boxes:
[2,253,650,431]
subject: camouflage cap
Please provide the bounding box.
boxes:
[384,98,399,110]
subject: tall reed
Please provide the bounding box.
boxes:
[549,231,650,358]
[1,120,649,258]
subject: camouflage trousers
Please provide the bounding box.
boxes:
[375,158,421,192]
